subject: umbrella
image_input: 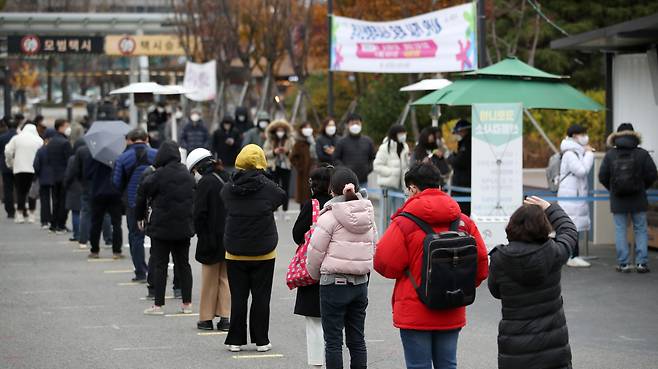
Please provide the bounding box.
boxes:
[84,121,130,167]
[109,82,170,95]
[399,79,452,92]
[412,57,603,111]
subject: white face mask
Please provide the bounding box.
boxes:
[63,126,72,137]
[325,125,336,136]
[258,121,268,130]
[223,124,232,131]
[436,139,442,147]
[349,124,362,135]
[577,134,589,146]
[302,127,314,137]
[237,115,245,122]
[397,133,407,143]
[157,107,164,113]
[174,110,184,119]
[452,133,463,142]
[193,172,202,182]
[190,114,200,122]
[276,130,285,139]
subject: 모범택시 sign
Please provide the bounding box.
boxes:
[8,35,104,55]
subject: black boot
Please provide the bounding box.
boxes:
[197,320,214,330]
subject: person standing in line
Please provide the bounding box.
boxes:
[221,144,287,352]
[180,109,210,152]
[186,148,231,331]
[488,196,576,369]
[599,123,657,273]
[234,106,252,135]
[33,129,56,229]
[211,115,241,174]
[242,112,270,148]
[290,122,317,207]
[4,121,42,223]
[333,114,376,188]
[136,141,195,315]
[46,119,73,232]
[373,124,410,212]
[292,165,333,368]
[33,115,47,138]
[316,118,338,165]
[446,119,472,216]
[306,168,377,369]
[64,154,82,242]
[374,163,489,369]
[0,117,17,219]
[558,124,594,268]
[112,128,157,283]
[263,119,294,219]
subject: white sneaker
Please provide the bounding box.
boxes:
[143,305,164,315]
[567,257,591,268]
[27,213,36,223]
[179,303,193,314]
[257,343,272,352]
[79,243,88,249]
[14,214,25,224]
[227,345,241,352]
[41,224,50,230]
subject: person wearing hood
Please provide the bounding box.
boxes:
[306,167,377,369]
[146,103,168,148]
[186,148,232,331]
[4,121,43,223]
[557,124,594,268]
[1,117,18,219]
[488,196,577,369]
[211,115,242,173]
[333,114,375,187]
[180,109,209,152]
[241,111,270,148]
[599,123,657,273]
[220,144,287,352]
[136,141,195,315]
[446,119,472,215]
[263,119,294,216]
[46,119,73,232]
[316,118,338,165]
[234,106,252,134]
[374,163,488,369]
[290,122,318,207]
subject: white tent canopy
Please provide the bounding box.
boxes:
[109,82,192,95]
[399,78,452,92]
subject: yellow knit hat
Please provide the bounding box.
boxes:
[235,144,267,171]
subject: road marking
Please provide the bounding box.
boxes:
[113,346,173,351]
[367,339,385,343]
[117,282,143,286]
[232,354,284,359]
[87,258,116,263]
[104,269,133,274]
[139,296,174,301]
[197,332,227,336]
[619,335,645,342]
[165,313,199,317]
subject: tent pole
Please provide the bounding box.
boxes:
[523,108,558,154]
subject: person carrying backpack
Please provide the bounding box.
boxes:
[374,163,488,369]
[599,123,657,273]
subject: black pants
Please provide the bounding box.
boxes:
[225,259,275,346]
[14,173,34,215]
[150,238,192,306]
[50,181,67,230]
[89,194,123,254]
[2,172,14,217]
[273,167,291,211]
[39,185,52,226]
[147,251,180,293]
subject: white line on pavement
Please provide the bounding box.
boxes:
[113,346,174,351]
[232,354,284,359]
[164,313,199,317]
[197,332,228,336]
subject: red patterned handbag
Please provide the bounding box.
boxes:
[286,198,320,290]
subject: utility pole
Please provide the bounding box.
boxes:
[327,0,334,117]
[3,65,10,117]
[477,0,487,68]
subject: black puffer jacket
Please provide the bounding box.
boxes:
[333,134,375,183]
[221,170,287,256]
[488,204,576,369]
[598,130,657,214]
[194,169,230,264]
[135,141,195,241]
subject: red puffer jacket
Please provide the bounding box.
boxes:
[374,188,489,330]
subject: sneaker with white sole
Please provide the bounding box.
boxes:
[179,303,193,314]
[79,243,88,249]
[257,343,272,352]
[14,214,25,224]
[636,264,650,273]
[144,305,165,315]
[27,213,36,223]
[227,345,241,352]
[566,257,591,268]
[616,264,632,273]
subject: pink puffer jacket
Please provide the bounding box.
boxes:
[306,196,377,280]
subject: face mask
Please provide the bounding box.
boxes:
[276,131,285,139]
[436,139,442,147]
[349,124,362,135]
[325,125,336,136]
[577,135,589,146]
[63,126,72,137]
[452,134,463,142]
[397,133,407,143]
[237,115,245,122]
[223,124,232,131]
[174,110,184,119]
[190,114,200,122]
[258,121,268,130]
[157,107,164,113]
[302,127,314,137]
[193,172,202,182]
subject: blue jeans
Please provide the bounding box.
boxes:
[126,206,148,279]
[71,210,80,240]
[80,190,112,244]
[613,212,648,265]
[399,329,461,369]
[320,283,368,369]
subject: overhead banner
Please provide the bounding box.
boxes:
[471,103,523,218]
[183,60,216,102]
[105,35,193,56]
[330,2,477,73]
[8,35,104,55]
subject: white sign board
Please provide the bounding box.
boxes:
[183,60,217,102]
[330,2,477,73]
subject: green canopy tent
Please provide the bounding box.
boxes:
[412,57,603,153]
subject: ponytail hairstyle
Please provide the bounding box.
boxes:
[330,167,360,201]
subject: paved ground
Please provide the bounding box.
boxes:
[1,208,658,369]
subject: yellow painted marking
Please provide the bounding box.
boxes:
[117,282,142,286]
[139,296,174,301]
[197,332,228,336]
[164,313,199,317]
[232,354,284,359]
[87,258,116,263]
[104,270,133,274]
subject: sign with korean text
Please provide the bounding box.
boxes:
[8,35,104,55]
[105,35,193,56]
[330,2,477,73]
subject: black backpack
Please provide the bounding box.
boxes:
[611,150,643,196]
[398,212,479,310]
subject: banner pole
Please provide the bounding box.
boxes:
[477,0,487,68]
[327,0,334,117]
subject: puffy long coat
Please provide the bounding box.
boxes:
[194,170,230,264]
[373,137,410,190]
[290,133,317,204]
[557,138,594,231]
[263,120,294,171]
[488,204,576,369]
[374,189,489,330]
[211,124,242,167]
